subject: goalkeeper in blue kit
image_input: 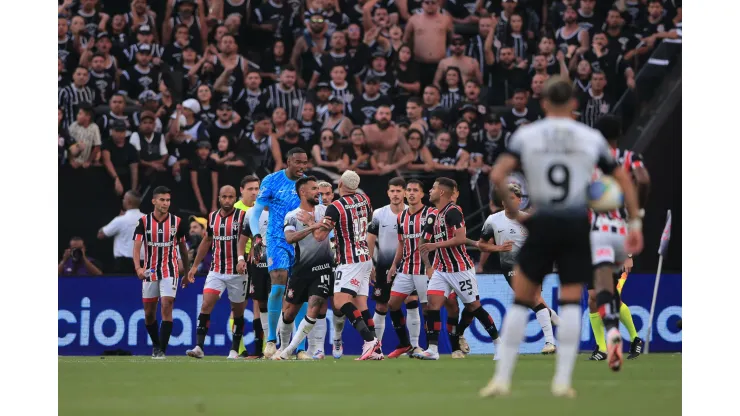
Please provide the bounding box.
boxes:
[249,148,309,358]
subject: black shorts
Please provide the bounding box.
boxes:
[248,257,270,302]
[585,271,621,291]
[285,265,332,305]
[517,212,592,286]
[501,265,516,287]
[372,265,392,304]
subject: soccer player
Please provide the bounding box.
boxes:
[322,170,382,360]
[318,181,335,204]
[386,179,434,358]
[132,186,190,359]
[587,115,650,363]
[272,177,334,360]
[233,175,270,358]
[249,147,309,358]
[481,76,643,398]
[185,186,250,359]
[415,178,502,360]
[477,183,560,354]
[367,177,422,347]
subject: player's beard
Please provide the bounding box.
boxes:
[308,196,319,206]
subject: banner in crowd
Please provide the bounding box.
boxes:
[58,274,682,356]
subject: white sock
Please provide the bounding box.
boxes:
[310,316,327,353]
[373,311,386,343]
[536,308,556,344]
[278,316,293,349]
[333,313,345,344]
[549,308,560,326]
[407,307,421,348]
[553,304,581,388]
[492,304,529,385]
[261,315,270,335]
[427,344,438,354]
[285,316,316,355]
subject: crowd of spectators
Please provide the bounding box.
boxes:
[58,0,681,272]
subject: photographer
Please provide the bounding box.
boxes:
[186,216,212,274]
[58,237,103,276]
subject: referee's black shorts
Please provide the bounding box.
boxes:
[517,212,592,286]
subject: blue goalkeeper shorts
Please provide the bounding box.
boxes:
[267,244,294,274]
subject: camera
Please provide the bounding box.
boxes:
[71,247,83,262]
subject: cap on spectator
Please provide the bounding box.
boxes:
[140,110,156,122]
[364,76,380,84]
[372,50,388,59]
[183,44,197,52]
[138,24,153,35]
[430,108,448,120]
[485,113,502,124]
[459,103,478,114]
[218,97,233,110]
[138,90,159,102]
[340,170,361,191]
[317,81,331,90]
[328,95,343,104]
[111,119,127,132]
[189,216,207,228]
[182,98,201,114]
[137,43,152,54]
[196,141,212,150]
[96,31,110,40]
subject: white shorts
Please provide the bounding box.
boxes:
[590,231,627,270]
[427,268,479,304]
[334,261,372,296]
[391,273,429,303]
[204,271,248,303]
[143,277,178,302]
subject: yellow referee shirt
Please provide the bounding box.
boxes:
[234,200,253,254]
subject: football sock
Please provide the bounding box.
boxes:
[471,306,499,340]
[145,322,161,349]
[620,303,639,341]
[309,313,327,354]
[294,303,308,352]
[616,272,628,294]
[159,321,173,353]
[229,315,246,354]
[553,303,581,388]
[596,290,619,331]
[341,303,375,342]
[279,314,294,349]
[549,308,560,326]
[361,309,376,338]
[457,308,475,334]
[406,302,421,348]
[373,309,387,343]
[332,309,345,343]
[448,315,461,351]
[589,312,607,352]
[534,303,555,345]
[267,285,285,342]
[231,316,244,352]
[492,302,528,385]
[196,314,210,349]
[425,309,441,352]
[390,309,411,347]
[253,318,264,356]
[285,316,316,355]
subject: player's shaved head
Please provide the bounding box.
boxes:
[219,185,237,211]
[220,185,236,196]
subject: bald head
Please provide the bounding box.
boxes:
[219,185,237,211]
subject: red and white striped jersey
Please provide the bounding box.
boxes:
[610,147,645,173]
[208,208,249,275]
[423,202,474,273]
[398,205,437,275]
[590,146,645,230]
[324,193,373,265]
[133,213,188,280]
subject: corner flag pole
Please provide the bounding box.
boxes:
[645,210,672,354]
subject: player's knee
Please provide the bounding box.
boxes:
[388,297,402,311]
[464,300,481,311]
[375,303,388,314]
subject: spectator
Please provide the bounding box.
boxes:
[579,31,636,95]
[421,85,443,121]
[86,52,116,107]
[130,110,168,187]
[124,24,164,66]
[576,0,601,31]
[168,98,208,144]
[527,74,547,117]
[58,16,79,75]
[426,108,448,143]
[452,119,483,174]
[314,82,332,121]
[403,0,453,88]
[363,52,396,97]
[434,33,482,87]
[500,89,541,133]
[58,237,103,276]
[98,94,132,140]
[163,0,208,53]
[406,96,429,133]
[555,6,590,61]
[640,0,679,50]
[101,120,139,195]
[68,103,102,169]
[234,71,270,121]
[186,216,212,274]
[211,34,249,101]
[297,101,322,146]
[59,66,95,129]
[271,119,313,171]
[74,0,108,38]
[271,106,289,139]
[126,0,160,41]
[573,59,592,94]
[206,98,243,149]
[344,127,377,174]
[162,24,192,69]
[351,76,394,125]
[440,66,464,110]
[577,71,614,127]
[467,17,496,76]
[195,84,216,125]
[266,65,305,120]
[120,43,161,102]
[428,130,469,172]
[322,95,353,140]
[484,44,529,106]
[604,8,641,60]
[59,107,82,168]
[346,23,372,75]
[503,14,536,62]
[312,129,347,173]
[479,114,511,170]
[311,30,357,89]
[251,0,296,49]
[190,141,218,215]
[260,40,289,85]
[131,90,165,134]
[211,135,247,186]
[97,191,144,274]
[290,12,329,89]
[326,65,356,116]
[391,43,420,118]
[402,128,434,172]
[239,113,273,176]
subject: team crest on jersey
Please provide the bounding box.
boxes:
[170,228,177,237]
[287,289,294,299]
[520,226,528,236]
[374,288,381,297]
[232,222,240,232]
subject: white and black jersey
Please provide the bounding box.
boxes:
[329,81,355,115]
[367,204,407,270]
[162,42,188,69]
[253,0,294,40]
[130,111,164,134]
[266,84,305,120]
[120,65,161,101]
[362,69,396,96]
[206,120,244,148]
[503,33,530,61]
[505,118,617,212]
[299,119,322,145]
[500,108,541,133]
[478,131,512,166]
[576,9,601,32]
[58,85,95,129]
[235,88,270,120]
[223,0,249,22]
[123,43,164,66]
[318,9,351,36]
[351,93,393,125]
[577,89,615,128]
[58,36,79,73]
[480,211,527,268]
[76,9,102,38]
[167,16,204,53]
[440,88,463,110]
[97,112,133,140]
[466,34,487,75]
[284,205,334,276]
[555,26,585,55]
[314,52,356,81]
[87,70,116,106]
[429,144,463,166]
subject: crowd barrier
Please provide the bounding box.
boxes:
[58,273,682,356]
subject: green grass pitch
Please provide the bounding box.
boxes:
[59,354,681,416]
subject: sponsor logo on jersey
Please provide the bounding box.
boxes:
[350,278,360,287]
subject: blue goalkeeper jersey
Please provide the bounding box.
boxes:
[256,170,301,247]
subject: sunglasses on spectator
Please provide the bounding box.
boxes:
[311,17,325,23]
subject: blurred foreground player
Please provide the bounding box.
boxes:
[133,186,190,359]
[482,77,643,398]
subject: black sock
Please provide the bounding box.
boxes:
[159,321,173,353]
[426,310,441,346]
[360,309,376,338]
[340,303,375,342]
[471,306,499,340]
[196,313,211,348]
[145,322,160,349]
[231,316,245,352]
[596,290,619,331]
[447,315,460,351]
[253,318,264,356]
[390,309,410,347]
[532,303,546,313]
[423,309,429,332]
[457,308,475,334]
